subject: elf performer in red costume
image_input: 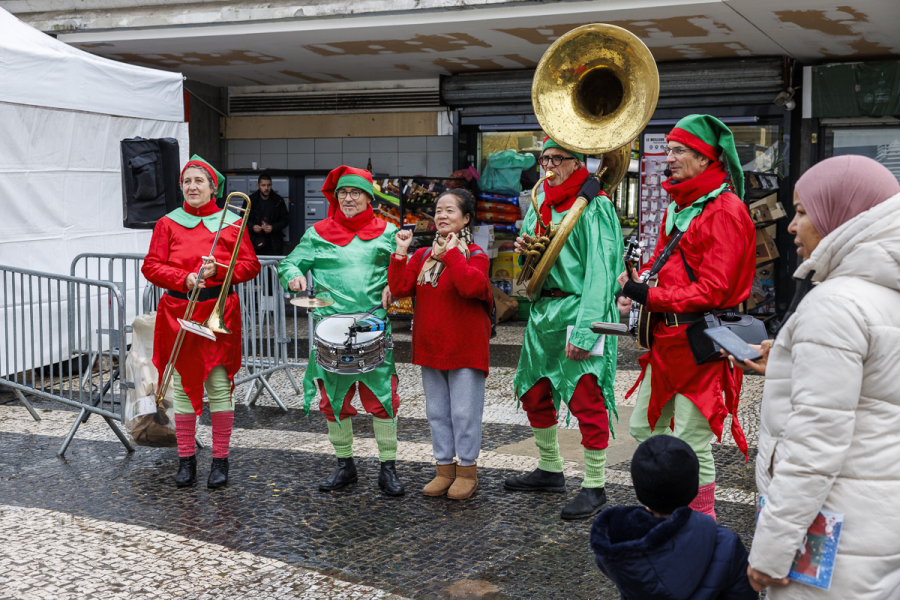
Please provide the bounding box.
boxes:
[618,115,756,520]
[142,156,261,489]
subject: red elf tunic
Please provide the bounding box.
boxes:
[627,164,756,457]
[142,200,261,415]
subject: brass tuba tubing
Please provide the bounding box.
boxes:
[155,192,252,405]
[522,23,660,301]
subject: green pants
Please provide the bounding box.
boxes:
[173,366,234,414]
[630,365,716,485]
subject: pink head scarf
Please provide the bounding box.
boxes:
[795,155,900,237]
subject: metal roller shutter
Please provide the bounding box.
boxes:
[442,58,786,116]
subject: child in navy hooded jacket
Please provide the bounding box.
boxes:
[590,436,756,600]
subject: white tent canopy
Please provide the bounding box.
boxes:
[0,7,183,121]
[0,7,188,376]
[0,7,188,275]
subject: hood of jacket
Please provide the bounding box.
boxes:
[591,506,718,600]
[796,192,900,294]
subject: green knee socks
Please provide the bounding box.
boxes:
[532,426,564,473]
[327,418,354,459]
[372,417,398,462]
[582,448,607,489]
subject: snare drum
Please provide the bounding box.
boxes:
[313,313,392,374]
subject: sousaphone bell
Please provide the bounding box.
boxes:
[518,23,660,301]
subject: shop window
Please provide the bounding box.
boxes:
[478,131,545,172]
[730,125,786,178]
[824,127,900,183]
[477,130,638,236]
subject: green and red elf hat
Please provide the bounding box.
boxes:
[180,154,225,198]
[666,115,744,200]
[321,165,375,217]
[542,137,585,162]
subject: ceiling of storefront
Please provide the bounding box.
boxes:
[6,0,900,87]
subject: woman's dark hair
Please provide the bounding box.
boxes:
[437,188,477,231]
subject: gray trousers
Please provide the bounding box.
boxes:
[421,366,485,466]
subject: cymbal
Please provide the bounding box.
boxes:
[290,295,334,308]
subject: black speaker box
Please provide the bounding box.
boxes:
[121,137,181,229]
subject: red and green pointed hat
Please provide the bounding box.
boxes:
[180,154,225,198]
[321,165,375,217]
[667,115,744,200]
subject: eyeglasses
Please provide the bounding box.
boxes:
[336,189,364,200]
[538,155,577,167]
[664,147,691,157]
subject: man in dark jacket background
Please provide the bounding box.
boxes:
[590,436,756,599]
[248,173,290,256]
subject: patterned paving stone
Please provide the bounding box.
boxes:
[0,427,757,599]
[0,504,406,600]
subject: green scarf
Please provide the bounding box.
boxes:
[665,184,729,235]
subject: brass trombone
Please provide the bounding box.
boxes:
[155,192,252,405]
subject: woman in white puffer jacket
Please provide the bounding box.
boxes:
[747,155,900,598]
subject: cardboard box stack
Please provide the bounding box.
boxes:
[747,192,786,311]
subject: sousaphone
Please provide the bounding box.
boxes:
[518,23,659,301]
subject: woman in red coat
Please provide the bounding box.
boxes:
[141,156,260,489]
[388,189,491,500]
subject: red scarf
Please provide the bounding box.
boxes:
[537,168,590,234]
[661,161,730,207]
[314,203,387,246]
[183,200,219,217]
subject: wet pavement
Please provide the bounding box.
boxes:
[0,325,761,599]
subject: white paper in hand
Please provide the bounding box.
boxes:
[566,326,605,356]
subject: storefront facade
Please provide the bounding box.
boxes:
[444,57,800,318]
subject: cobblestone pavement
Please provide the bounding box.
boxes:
[0,326,762,599]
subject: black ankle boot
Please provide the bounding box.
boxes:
[174,456,197,488]
[207,457,229,489]
[319,457,358,491]
[504,468,566,493]
[378,460,405,496]
[560,487,608,520]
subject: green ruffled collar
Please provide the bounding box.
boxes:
[665,183,729,235]
[167,207,240,233]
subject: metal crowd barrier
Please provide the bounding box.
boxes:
[0,265,134,457]
[233,260,305,411]
[69,253,149,407]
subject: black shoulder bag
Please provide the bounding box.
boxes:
[679,248,768,364]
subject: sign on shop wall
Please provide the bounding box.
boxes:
[638,133,669,264]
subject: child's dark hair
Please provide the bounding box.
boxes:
[437,188,477,231]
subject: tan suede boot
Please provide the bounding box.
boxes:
[423,462,456,496]
[447,464,478,500]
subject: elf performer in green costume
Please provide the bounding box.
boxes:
[507,137,623,520]
[618,115,756,520]
[277,166,404,496]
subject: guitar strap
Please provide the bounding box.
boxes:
[645,230,685,280]
[679,249,697,283]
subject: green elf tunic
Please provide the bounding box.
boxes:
[514,187,622,421]
[277,222,398,419]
